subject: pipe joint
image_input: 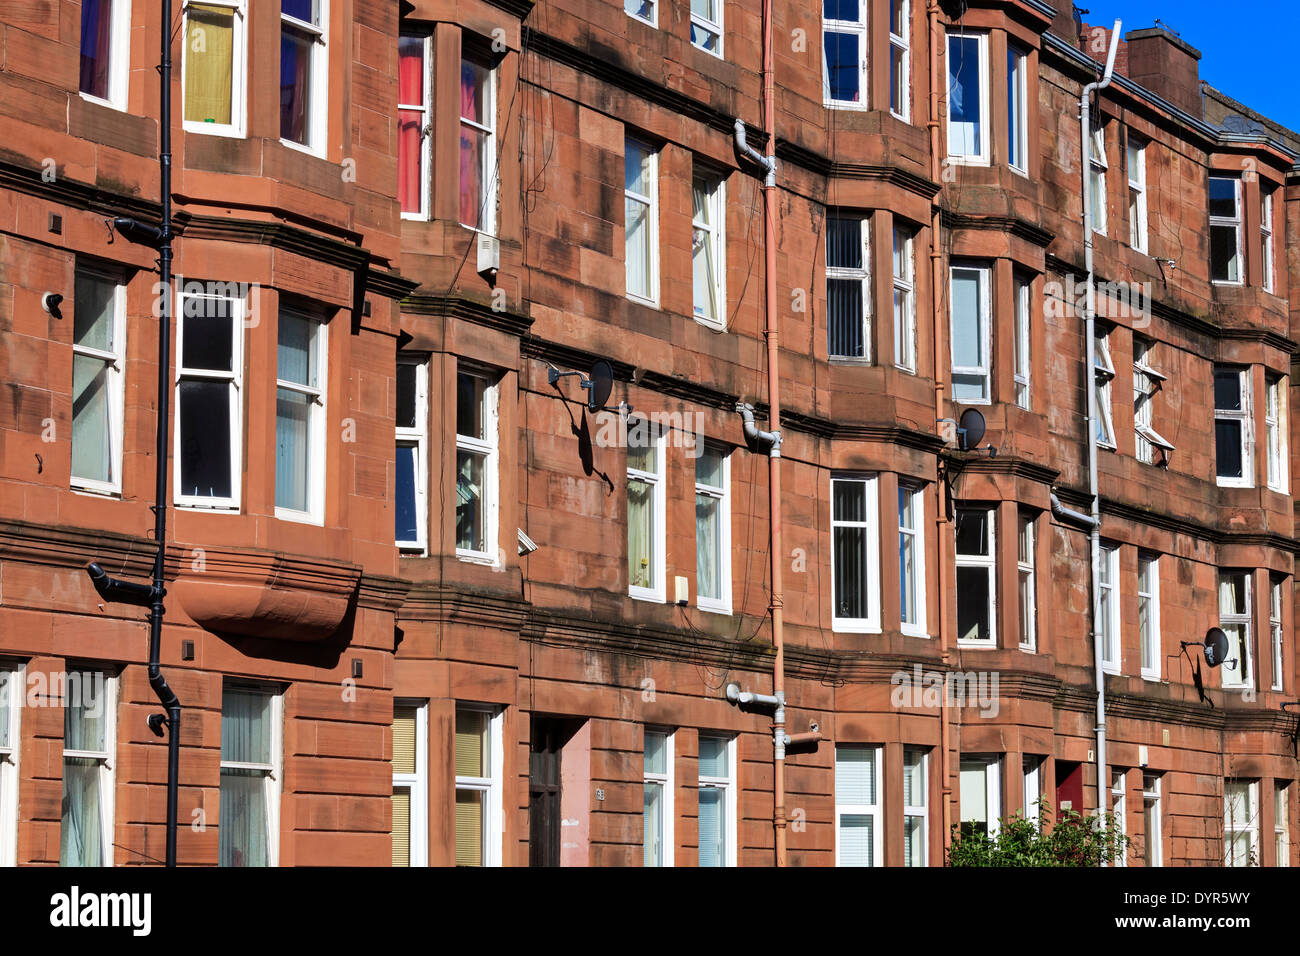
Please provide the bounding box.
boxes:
[736,402,779,454]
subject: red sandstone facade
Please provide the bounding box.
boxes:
[0,0,1296,867]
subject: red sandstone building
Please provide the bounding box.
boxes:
[0,0,1296,867]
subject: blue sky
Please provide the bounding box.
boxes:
[1081,1,1296,131]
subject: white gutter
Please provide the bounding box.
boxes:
[1081,19,1121,849]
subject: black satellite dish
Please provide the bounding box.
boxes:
[588,360,614,412]
[958,408,986,452]
[1203,627,1230,668]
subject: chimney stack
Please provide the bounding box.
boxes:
[1124,26,1202,117]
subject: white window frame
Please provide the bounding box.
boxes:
[1215,365,1253,488]
[1262,189,1276,293]
[218,683,282,867]
[174,285,244,511]
[903,748,927,867]
[1098,542,1120,674]
[1219,570,1255,691]
[689,0,723,58]
[692,170,726,329]
[945,30,989,165]
[392,700,428,867]
[893,223,916,372]
[698,734,736,867]
[959,756,1001,838]
[1089,125,1108,235]
[0,662,22,868]
[888,0,910,121]
[1128,133,1148,253]
[79,0,132,111]
[1276,783,1290,867]
[61,669,117,867]
[1094,325,1116,448]
[823,2,868,109]
[459,49,498,235]
[624,137,660,306]
[830,474,881,634]
[1224,779,1258,867]
[1007,42,1028,175]
[1134,337,1173,464]
[625,0,657,27]
[1111,770,1128,867]
[275,308,328,525]
[898,482,926,637]
[396,356,429,554]
[398,32,433,221]
[949,263,991,403]
[643,727,674,867]
[454,703,503,868]
[1138,552,1161,681]
[455,369,500,565]
[827,214,871,361]
[695,443,732,614]
[1013,275,1030,409]
[181,0,247,139]
[627,422,666,603]
[1271,576,1285,693]
[955,507,996,648]
[1209,176,1243,285]
[279,0,329,155]
[1017,511,1036,651]
[70,266,127,497]
[834,743,883,867]
[1142,773,1162,867]
[1266,373,1287,492]
[1023,755,1042,825]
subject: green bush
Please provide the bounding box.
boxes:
[947,802,1129,867]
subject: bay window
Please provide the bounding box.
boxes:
[175,287,243,510]
[275,309,327,522]
[1209,176,1242,284]
[280,0,328,151]
[1219,570,1254,690]
[71,267,126,495]
[827,215,871,360]
[183,1,246,136]
[1214,365,1252,487]
[392,701,427,867]
[61,670,116,867]
[955,507,995,646]
[950,263,990,402]
[946,31,988,162]
[625,137,659,304]
[456,370,499,562]
[627,421,665,601]
[643,729,673,867]
[396,356,428,553]
[219,684,282,867]
[823,0,867,107]
[835,744,881,866]
[692,170,725,328]
[79,0,131,109]
[695,444,731,613]
[460,50,497,233]
[831,474,881,632]
[698,734,735,867]
[397,33,432,218]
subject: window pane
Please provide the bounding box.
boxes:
[396,363,417,429]
[454,709,488,777]
[839,814,874,865]
[456,373,485,439]
[74,272,116,352]
[456,449,486,552]
[832,479,868,523]
[692,179,718,320]
[392,787,411,866]
[696,493,721,600]
[459,123,489,227]
[280,27,313,144]
[80,0,114,99]
[454,789,486,866]
[1214,370,1242,411]
[275,388,311,512]
[626,0,654,20]
[699,736,728,778]
[827,218,862,269]
[182,302,234,371]
[1208,178,1237,218]
[903,817,923,866]
[64,678,107,752]
[834,525,870,619]
[836,746,876,804]
[0,671,9,747]
[950,270,983,368]
[644,731,667,775]
[824,0,859,19]
[626,196,653,299]
[948,35,983,155]
[698,787,725,866]
[219,768,269,866]
[185,5,235,126]
[282,0,321,24]
[643,780,663,866]
[956,566,991,642]
[1211,225,1239,282]
[1216,421,1243,479]
[828,278,865,358]
[72,354,113,484]
[891,45,906,113]
[60,757,103,866]
[221,690,272,765]
[178,380,233,498]
[824,32,861,103]
[398,38,426,213]
[628,477,654,588]
[277,313,316,387]
[955,509,989,556]
[460,60,490,124]
[395,443,419,543]
[392,707,417,776]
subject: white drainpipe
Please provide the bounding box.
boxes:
[1081,19,1121,848]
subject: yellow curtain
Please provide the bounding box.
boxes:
[392,707,416,775]
[185,5,234,125]
[455,789,483,866]
[391,788,411,867]
[454,709,486,777]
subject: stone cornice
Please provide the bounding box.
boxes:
[943,452,1062,486]
[941,210,1056,249]
[774,141,941,200]
[404,293,535,337]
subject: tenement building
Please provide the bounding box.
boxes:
[0,0,1295,867]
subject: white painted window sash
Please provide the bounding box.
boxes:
[396,356,429,554]
[834,744,882,866]
[1017,512,1035,651]
[1138,553,1161,680]
[1210,177,1243,285]
[1219,571,1254,690]
[823,11,868,109]
[899,482,926,637]
[955,508,996,648]
[174,288,243,511]
[949,263,991,403]
[689,0,723,58]
[275,310,327,525]
[695,445,731,614]
[893,225,916,371]
[1266,375,1286,492]
[827,216,871,361]
[70,267,127,497]
[1013,276,1030,408]
[62,670,117,867]
[279,0,329,155]
[392,700,428,867]
[181,0,247,139]
[454,375,499,565]
[459,53,497,235]
[79,0,132,111]
[398,32,433,221]
[945,30,989,164]
[1270,578,1284,692]
[1099,543,1120,672]
[624,138,660,306]
[1128,135,1148,252]
[889,0,910,121]
[1215,366,1253,488]
[643,728,674,867]
[830,474,881,633]
[1262,190,1276,293]
[0,662,22,868]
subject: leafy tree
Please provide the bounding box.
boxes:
[947,802,1129,867]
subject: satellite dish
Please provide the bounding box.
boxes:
[1203,627,1229,668]
[588,360,614,412]
[958,408,986,452]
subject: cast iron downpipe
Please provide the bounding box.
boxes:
[1081,19,1122,849]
